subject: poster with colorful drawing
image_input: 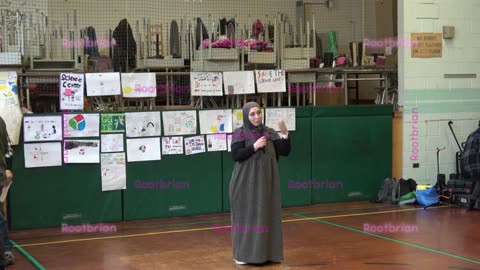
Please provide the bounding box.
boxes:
[121,73,157,98]
[85,73,122,96]
[162,110,197,136]
[101,113,125,133]
[232,109,264,130]
[199,109,232,134]
[63,140,100,163]
[255,69,286,93]
[24,142,62,168]
[101,134,124,153]
[23,116,63,142]
[206,134,227,152]
[184,135,206,155]
[162,137,184,155]
[190,72,223,96]
[63,113,100,138]
[59,73,84,110]
[223,71,255,95]
[0,72,22,145]
[125,111,161,137]
[265,108,296,131]
[101,152,126,191]
[126,137,161,162]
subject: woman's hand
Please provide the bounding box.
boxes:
[253,136,267,151]
[278,120,288,136]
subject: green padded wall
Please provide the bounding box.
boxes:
[10,137,122,230]
[123,152,222,221]
[8,105,392,230]
[311,105,392,203]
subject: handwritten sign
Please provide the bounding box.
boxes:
[223,71,255,95]
[121,73,157,98]
[255,69,286,93]
[190,72,223,96]
[411,33,442,58]
[85,73,121,96]
[59,73,84,110]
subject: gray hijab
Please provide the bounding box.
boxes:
[232,102,280,146]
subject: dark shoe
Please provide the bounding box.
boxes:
[4,251,14,265]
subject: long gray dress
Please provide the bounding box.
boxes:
[229,124,291,264]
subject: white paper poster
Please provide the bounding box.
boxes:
[125,111,161,137]
[184,135,206,155]
[227,134,233,152]
[223,71,255,95]
[63,140,100,163]
[0,72,22,145]
[162,110,197,136]
[101,134,124,153]
[190,72,223,96]
[162,136,184,155]
[24,142,62,168]
[63,113,100,138]
[255,69,286,93]
[59,73,85,110]
[23,116,63,142]
[101,153,126,191]
[85,73,121,96]
[206,134,227,152]
[265,108,296,131]
[126,137,161,162]
[232,109,264,130]
[199,109,233,134]
[121,73,157,98]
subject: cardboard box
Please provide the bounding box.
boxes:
[315,90,345,105]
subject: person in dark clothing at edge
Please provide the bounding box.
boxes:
[229,101,291,265]
[0,116,14,269]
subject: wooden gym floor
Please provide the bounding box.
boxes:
[7,202,480,270]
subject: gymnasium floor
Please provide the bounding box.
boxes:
[7,202,480,270]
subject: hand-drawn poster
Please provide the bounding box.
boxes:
[265,108,296,131]
[162,136,184,155]
[121,73,157,98]
[223,71,255,95]
[190,72,223,96]
[199,109,233,134]
[63,113,100,138]
[63,140,100,163]
[85,73,121,96]
[101,113,125,133]
[162,110,197,136]
[0,72,22,145]
[184,135,206,155]
[206,134,227,152]
[125,111,161,137]
[24,142,62,168]
[101,134,124,153]
[101,152,126,191]
[126,137,161,162]
[23,116,63,142]
[59,73,84,110]
[232,109,264,130]
[227,134,233,152]
[255,69,286,93]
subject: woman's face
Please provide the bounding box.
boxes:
[248,107,262,127]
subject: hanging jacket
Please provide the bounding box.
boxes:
[112,18,137,72]
[84,26,100,57]
[195,18,208,50]
[170,20,180,58]
[251,19,264,39]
